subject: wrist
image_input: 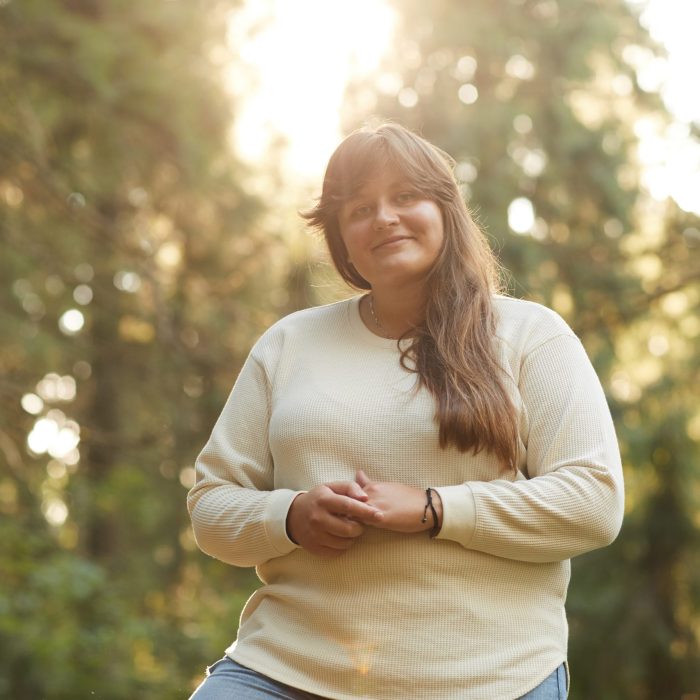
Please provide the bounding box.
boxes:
[285,492,306,544]
[431,489,443,532]
[421,488,443,537]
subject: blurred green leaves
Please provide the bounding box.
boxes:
[1,0,276,696]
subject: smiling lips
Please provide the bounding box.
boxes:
[372,235,412,250]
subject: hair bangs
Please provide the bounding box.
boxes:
[323,126,456,210]
[322,133,393,210]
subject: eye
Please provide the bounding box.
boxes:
[350,204,371,218]
[396,191,417,204]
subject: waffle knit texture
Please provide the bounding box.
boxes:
[188,295,624,700]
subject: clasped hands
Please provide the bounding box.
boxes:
[286,470,443,558]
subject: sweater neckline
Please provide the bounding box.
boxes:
[348,295,402,349]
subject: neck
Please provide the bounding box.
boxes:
[368,283,427,338]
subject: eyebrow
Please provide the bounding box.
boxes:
[346,179,414,201]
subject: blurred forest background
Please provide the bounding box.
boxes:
[1,0,699,698]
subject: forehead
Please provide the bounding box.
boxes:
[347,164,413,198]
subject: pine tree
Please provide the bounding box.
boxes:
[0,1,284,696]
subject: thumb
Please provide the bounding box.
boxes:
[356,469,371,488]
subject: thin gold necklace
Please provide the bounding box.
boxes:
[368,294,390,337]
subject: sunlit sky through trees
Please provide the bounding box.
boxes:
[227,0,396,178]
[230,0,700,214]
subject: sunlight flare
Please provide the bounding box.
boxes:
[230,0,396,178]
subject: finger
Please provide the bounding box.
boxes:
[324,494,383,523]
[326,516,364,539]
[325,534,357,550]
[326,481,368,501]
[308,530,357,551]
[355,470,371,488]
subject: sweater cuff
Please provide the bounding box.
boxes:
[432,484,476,547]
[263,489,305,555]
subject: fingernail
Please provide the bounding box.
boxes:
[373,511,384,520]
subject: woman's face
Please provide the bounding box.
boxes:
[337,164,444,290]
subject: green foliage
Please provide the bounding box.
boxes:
[0,0,274,696]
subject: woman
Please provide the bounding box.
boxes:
[187,123,624,699]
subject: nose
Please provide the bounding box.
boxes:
[373,200,400,229]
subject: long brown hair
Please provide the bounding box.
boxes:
[302,123,519,473]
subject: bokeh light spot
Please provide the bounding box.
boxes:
[398,87,418,108]
[508,197,536,234]
[21,393,44,415]
[457,84,478,105]
[59,309,85,335]
[505,54,535,80]
[42,498,69,526]
[179,467,196,489]
[114,271,142,293]
[73,284,93,305]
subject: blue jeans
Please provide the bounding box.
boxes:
[517,662,568,699]
[189,658,325,699]
[189,656,568,699]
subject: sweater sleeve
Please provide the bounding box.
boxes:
[433,333,624,563]
[187,350,302,568]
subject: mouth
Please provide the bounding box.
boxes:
[373,235,411,250]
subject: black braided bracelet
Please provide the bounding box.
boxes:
[421,487,441,538]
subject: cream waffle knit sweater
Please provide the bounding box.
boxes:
[188,295,624,700]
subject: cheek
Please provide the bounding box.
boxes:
[430,211,445,247]
[339,225,368,259]
[412,202,443,232]
[428,205,444,231]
